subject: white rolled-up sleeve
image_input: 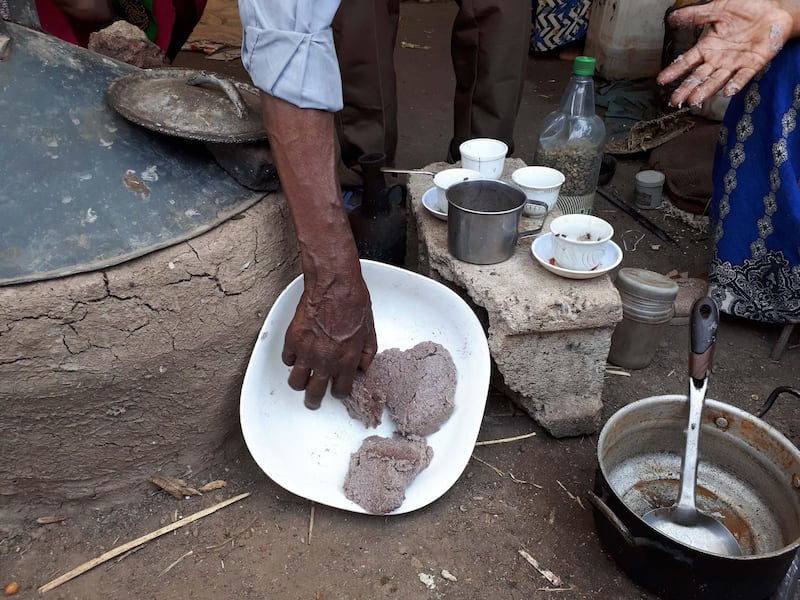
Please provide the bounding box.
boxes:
[238,0,343,111]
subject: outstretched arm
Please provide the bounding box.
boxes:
[657,0,800,107]
[239,0,376,408]
[261,94,377,409]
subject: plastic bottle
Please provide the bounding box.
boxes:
[534,56,605,215]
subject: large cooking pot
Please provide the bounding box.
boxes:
[591,387,800,599]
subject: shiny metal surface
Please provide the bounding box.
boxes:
[642,299,742,556]
[0,24,265,286]
[106,68,268,143]
[446,179,543,264]
[599,395,800,557]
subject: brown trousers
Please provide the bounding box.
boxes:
[332,0,531,168]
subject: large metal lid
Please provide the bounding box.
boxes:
[106,68,268,143]
[0,23,265,287]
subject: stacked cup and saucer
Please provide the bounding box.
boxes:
[510,165,622,279]
[531,213,623,280]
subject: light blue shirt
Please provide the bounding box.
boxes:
[238,0,344,112]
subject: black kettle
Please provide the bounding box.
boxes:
[347,153,407,267]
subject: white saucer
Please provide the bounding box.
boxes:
[421,187,447,221]
[531,232,623,280]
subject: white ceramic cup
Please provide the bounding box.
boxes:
[550,214,614,271]
[511,166,566,217]
[433,168,483,212]
[459,138,508,179]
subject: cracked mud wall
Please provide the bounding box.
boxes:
[0,197,300,508]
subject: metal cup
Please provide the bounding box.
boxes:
[446,180,546,264]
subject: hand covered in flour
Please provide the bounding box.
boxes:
[657,0,800,108]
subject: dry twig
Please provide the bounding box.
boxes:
[36,516,66,525]
[149,476,202,499]
[474,432,537,446]
[518,549,563,586]
[604,369,631,377]
[537,586,575,592]
[556,480,586,510]
[199,480,227,493]
[105,546,144,570]
[471,454,504,477]
[308,504,315,546]
[203,516,258,552]
[159,550,193,577]
[471,455,543,489]
[38,493,250,594]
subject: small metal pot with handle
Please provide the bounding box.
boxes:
[446,180,546,264]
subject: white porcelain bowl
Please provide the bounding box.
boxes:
[511,166,565,216]
[549,214,614,271]
[459,138,508,179]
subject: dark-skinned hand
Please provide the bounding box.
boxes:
[282,266,377,409]
[260,94,378,409]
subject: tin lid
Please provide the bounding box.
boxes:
[106,68,268,143]
[615,268,679,302]
[635,170,666,187]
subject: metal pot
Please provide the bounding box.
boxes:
[446,180,546,264]
[590,389,800,599]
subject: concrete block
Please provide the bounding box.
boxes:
[408,159,623,437]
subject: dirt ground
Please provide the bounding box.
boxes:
[3,3,800,599]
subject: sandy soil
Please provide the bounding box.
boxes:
[2,3,799,599]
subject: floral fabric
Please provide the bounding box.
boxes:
[709,39,800,323]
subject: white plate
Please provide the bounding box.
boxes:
[421,187,447,221]
[531,232,623,280]
[240,260,490,514]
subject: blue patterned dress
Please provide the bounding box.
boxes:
[709,39,800,323]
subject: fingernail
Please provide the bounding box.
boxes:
[304,397,322,410]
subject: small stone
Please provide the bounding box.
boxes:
[418,573,436,590]
[87,21,167,68]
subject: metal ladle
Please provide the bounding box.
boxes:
[642,297,742,556]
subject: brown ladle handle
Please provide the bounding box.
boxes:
[689,297,718,381]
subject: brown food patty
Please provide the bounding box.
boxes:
[341,341,457,435]
[382,341,457,436]
[343,434,433,514]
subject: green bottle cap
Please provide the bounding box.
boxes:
[573,56,596,76]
